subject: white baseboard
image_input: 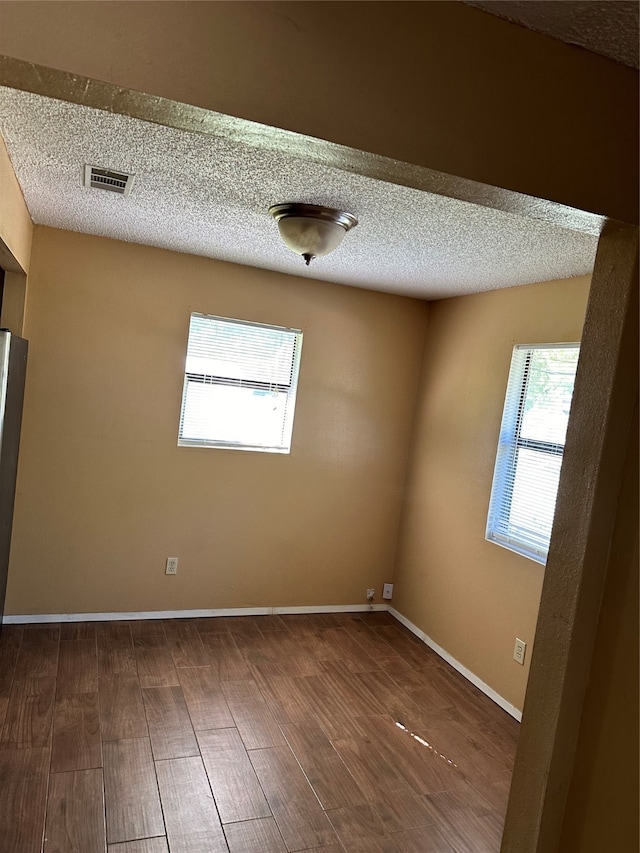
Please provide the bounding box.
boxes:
[273,604,387,615]
[4,601,521,720]
[3,602,388,624]
[387,606,522,721]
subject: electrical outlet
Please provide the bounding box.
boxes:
[165,557,178,575]
[513,637,526,665]
[382,583,394,600]
[366,588,375,601]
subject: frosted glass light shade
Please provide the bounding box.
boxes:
[278,216,345,257]
[269,203,357,264]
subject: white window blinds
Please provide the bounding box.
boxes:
[486,343,580,564]
[178,313,303,453]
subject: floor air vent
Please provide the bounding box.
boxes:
[84,165,135,196]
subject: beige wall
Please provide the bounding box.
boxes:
[393,276,590,711]
[0,132,32,272]
[559,404,638,852]
[0,133,31,336]
[0,5,636,842]
[0,1,636,224]
[5,225,427,616]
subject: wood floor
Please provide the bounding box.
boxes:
[0,611,519,853]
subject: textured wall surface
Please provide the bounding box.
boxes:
[558,405,638,852]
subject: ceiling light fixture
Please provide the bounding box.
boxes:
[269,203,357,265]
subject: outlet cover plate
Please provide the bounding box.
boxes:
[382,583,394,600]
[513,637,526,665]
[165,557,178,575]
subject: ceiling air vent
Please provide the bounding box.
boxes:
[84,165,135,196]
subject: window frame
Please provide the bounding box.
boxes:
[178,312,303,454]
[486,342,580,565]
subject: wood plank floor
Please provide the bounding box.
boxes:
[0,612,519,852]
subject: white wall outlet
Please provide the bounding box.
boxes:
[513,637,526,665]
[165,557,178,575]
[382,583,394,600]
[366,588,375,601]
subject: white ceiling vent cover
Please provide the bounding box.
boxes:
[84,164,135,196]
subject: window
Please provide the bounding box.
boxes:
[178,313,303,453]
[486,343,580,564]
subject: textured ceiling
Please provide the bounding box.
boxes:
[0,87,598,300]
[466,0,639,69]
